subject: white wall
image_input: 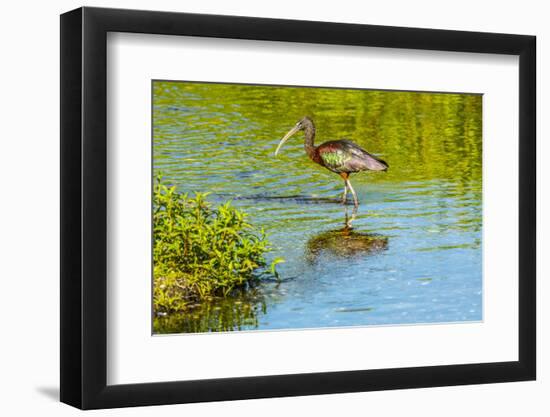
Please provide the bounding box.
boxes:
[0,0,545,415]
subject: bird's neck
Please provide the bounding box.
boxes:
[304,124,317,161]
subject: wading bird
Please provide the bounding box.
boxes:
[275,116,388,207]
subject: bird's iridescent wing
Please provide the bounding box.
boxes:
[318,144,350,172]
[318,140,388,173]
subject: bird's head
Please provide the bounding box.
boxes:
[274,116,313,156]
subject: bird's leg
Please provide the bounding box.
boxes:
[340,173,350,205]
[344,206,357,229]
[345,179,359,208]
[341,183,349,204]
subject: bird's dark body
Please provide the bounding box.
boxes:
[314,139,389,174]
[275,116,388,207]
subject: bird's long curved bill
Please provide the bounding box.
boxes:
[274,125,300,156]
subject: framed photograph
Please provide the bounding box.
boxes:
[60,6,536,409]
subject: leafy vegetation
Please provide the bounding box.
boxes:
[153,175,281,314]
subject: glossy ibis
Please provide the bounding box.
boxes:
[275,116,388,207]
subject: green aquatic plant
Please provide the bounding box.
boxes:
[153,175,280,314]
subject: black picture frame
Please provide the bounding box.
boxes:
[60,6,536,410]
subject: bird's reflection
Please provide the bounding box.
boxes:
[306,207,388,263]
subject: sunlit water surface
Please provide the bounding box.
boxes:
[153,81,482,333]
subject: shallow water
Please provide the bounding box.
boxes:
[153,81,482,333]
